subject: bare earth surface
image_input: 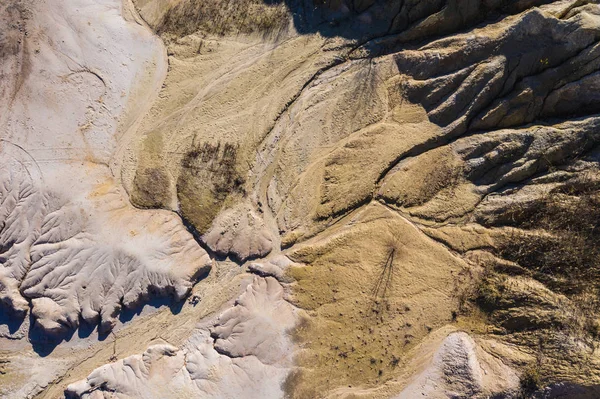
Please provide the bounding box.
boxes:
[2,0,600,398]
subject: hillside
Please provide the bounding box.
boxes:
[1,0,600,398]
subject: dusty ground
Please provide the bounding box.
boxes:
[2,0,600,398]
[284,203,471,396]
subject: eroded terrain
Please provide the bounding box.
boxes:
[2,0,600,398]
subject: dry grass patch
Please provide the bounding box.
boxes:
[177,141,245,234]
[496,173,600,295]
[155,0,290,37]
[465,174,600,389]
[284,204,469,397]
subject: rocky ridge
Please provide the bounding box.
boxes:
[1,0,600,398]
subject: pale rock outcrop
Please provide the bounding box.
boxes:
[202,201,273,262]
[395,332,519,399]
[211,276,296,364]
[247,255,296,283]
[0,0,211,335]
[4,0,600,397]
[66,275,297,398]
[0,142,46,316]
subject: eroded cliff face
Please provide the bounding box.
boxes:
[2,0,600,398]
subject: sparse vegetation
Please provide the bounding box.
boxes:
[475,270,506,313]
[379,146,465,208]
[132,167,171,208]
[497,173,600,295]
[519,364,541,397]
[284,208,465,397]
[461,172,600,393]
[177,141,245,234]
[156,0,290,37]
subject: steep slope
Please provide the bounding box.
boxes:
[0,0,213,336]
[120,0,600,396]
[0,1,213,397]
[66,276,297,399]
[2,0,600,398]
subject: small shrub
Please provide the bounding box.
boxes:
[519,365,541,396]
[475,272,505,313]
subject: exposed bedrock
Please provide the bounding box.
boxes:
[3,0,600,397]
[130,1,600,259]
[394,332,519,399]
[65,276,297,398]
[252,2,600,245]
[0,142,46,318]
[378,116,600,222]
[0,0,211,336]
[136,0,563,45]
[394,7,600,138]
[0,146,212,336]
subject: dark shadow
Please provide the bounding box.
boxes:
[0,302,26,334]
[28,312,75,357]
[27,291,190,357]
[177,210,228,262]
[155,0,540,53]
[281,0,390,40]
[261,0,555,55]
[531,383,600,399]
[371,248,395,301]
[118,293,185,325]
[77,318,97,339]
